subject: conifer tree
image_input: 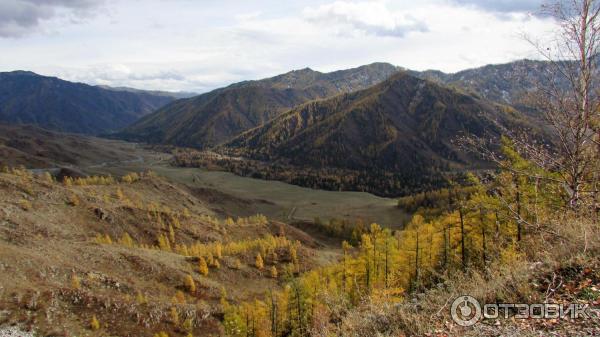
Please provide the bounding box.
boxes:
[67,193,80,206]
[120,232,134,247]
[169,224,176,244]
[215,243,223,259]
[115,187,124,200]
[42,172,54,183]
[198,257,209,276]
[173,291,186,304]
[183,318,193,331]
[342,241,351,291]
[184,274,196,293]
[71,274,81,290]
[459,208,467,272]
[233,258,242,270]
[170,306,179,326]
[158,233,171,251]
[289,245,298,265]
[256,253,264,270]
[136,291,147,304]
[269,289,278,336]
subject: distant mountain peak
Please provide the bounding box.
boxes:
[292,67,317,73]
[361,61,397,68]
[3,70,41,77]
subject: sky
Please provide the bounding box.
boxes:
[0,0,558,93]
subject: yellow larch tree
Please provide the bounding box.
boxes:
[255,253,264,270]
[198,257,209,276]
[184,274,196,293]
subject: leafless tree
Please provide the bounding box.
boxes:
[526,0,600,209]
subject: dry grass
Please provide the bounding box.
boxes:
[331,213,600,337]
[0,170,334,336]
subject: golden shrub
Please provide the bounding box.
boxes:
[90,315,100,330]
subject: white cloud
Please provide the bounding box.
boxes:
[303,1,428,37]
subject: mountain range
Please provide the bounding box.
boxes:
[0,60,561,195]
[0,71,177,135]
[115,63,401,148]
[117,59,564,151]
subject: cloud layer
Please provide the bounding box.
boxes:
[304,1,428,37]
[0,0,103,37]
[450,0,544,14]
[0,0,558,92]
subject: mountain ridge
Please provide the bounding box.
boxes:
[0,71,176,135]
[115,58,572,150]
[115,62,401,148]
[97,85,197,99]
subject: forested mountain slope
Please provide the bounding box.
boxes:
[213,72,540,196]
[116,63,400,148]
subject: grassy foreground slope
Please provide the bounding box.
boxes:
[0,168,332,337]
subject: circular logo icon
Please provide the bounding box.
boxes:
[451,295,482,326]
